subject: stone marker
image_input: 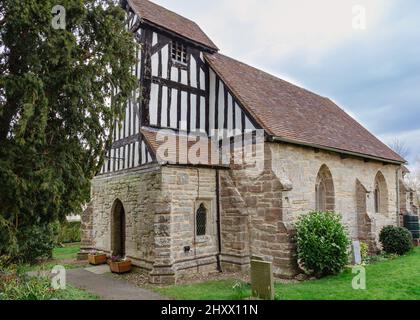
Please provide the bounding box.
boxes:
[352,240,362,265]
[250,259,274,300]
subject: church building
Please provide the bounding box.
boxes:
[80,0,413,284]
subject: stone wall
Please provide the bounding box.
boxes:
[220,142,298,278]
[83,164,162,271]
[269,142,400,246]
[219,140,401,278]
[156,166,219,283]
[82,164,219,284]
[83,139,402,282]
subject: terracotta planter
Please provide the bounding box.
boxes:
[109,260,132,274]
[88,254,107,265]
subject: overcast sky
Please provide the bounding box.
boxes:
[153,0,420,168]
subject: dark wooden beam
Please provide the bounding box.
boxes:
[152,76,206,97]
[112,133,141,149]
[151,37,170,56]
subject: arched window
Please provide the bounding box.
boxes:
[374,182,380,213]
[374,171,388,215]
[315,165,335,211]
[196,203,207,236]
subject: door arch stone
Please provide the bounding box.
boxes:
[111,199,126,257]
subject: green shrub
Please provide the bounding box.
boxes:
[56,221,81,244]
[16,224,56,264]
[0,217,18,262]
[379,226,413,255]
[295,211,350,277]
[0,275,55,300]
[360,241,369,264]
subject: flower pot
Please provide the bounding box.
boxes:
[88,253,107,265]
[109,260,132,274]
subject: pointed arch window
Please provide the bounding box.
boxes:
[196,203,207,236]
[374,172,388,215]
[315,165,335,211]
[374,182,380,213]
[316,180,327,211]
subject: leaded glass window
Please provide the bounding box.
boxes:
[196,203,207,236]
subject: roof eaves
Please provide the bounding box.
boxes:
[269,135,407,165]
[140,18,218,52]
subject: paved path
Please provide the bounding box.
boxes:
[66,267,168,300]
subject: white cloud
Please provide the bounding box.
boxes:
[153,0,396,76]
[204,0,391,62]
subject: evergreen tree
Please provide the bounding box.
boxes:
[0,0,138,262]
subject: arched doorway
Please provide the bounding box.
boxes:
[111,199,126,257]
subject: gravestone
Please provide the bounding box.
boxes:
[250,259,274,300]
[352,240,362,265]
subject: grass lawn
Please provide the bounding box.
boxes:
[0,279,99,301]
[53,243,81,260]
[19,243,86,273]
[54,285,99,300]
[154,247,420,300]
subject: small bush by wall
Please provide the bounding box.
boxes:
[295,211,350,277]
[379,226,413,255]
[360,241,369,264]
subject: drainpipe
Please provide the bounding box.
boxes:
[396,167,401,226]
[215,169,222,272]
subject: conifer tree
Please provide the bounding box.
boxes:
[0,0,138,261]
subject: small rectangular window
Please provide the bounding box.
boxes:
[171,41,187,65]
[196,203,207,236]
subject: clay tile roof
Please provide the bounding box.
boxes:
[129,0,218,51]
[205,53,406,164]
[140,127,226,167]
[402,165,411,174]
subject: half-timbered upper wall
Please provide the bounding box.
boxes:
[147,31,208,133]
[99,9,153,175]
[126,1,259,138]
[99,4,263,175]
[146,31,259,137]
[208,68,259,140]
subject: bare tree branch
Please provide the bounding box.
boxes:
[389,138,410,159]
